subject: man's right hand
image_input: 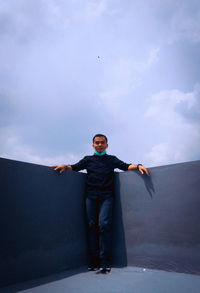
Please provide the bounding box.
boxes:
[51,165,71,173]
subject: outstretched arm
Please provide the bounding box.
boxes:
[52,165,72,174]
[51,156,87,174]
[128,164,150,176]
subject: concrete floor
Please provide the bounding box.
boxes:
[2,266,200,293]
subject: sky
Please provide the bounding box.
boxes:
[0,0,200,168]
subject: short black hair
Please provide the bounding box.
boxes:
[93,134,108,143]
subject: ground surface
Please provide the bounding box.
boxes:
[2,266,200,293]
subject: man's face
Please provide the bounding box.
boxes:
[93,136,108,153]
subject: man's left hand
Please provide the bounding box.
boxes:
[138,165,150,176]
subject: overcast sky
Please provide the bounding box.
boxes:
[0,0,200,168]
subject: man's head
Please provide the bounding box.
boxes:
[93,134,108,153]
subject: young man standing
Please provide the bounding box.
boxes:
[52,134,150,273]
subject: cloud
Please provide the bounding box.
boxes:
[98,47,160,99]
[143,142,181,167]
[0,134,80,166]
[169,1,200,43]
[0,0,108,42]
[146,47,160,67]
[84,0,107,20]
[145,89,194,123]
[144,0,200,44]
[175,84,200,124]
[144,85,200,166]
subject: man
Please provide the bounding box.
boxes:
[52,134,150,274]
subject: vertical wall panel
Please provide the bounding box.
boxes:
[118,161,200,274]
[0,158,87,287]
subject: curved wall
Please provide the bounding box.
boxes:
[0,158,200,287]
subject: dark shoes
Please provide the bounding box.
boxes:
[88,257,111,273]
[97,259,111,274]
[98,266,111,274]
[88,256,100,271]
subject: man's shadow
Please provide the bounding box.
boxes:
[111,173,128,267]
[111,171,155,267]
[136,171,155,198]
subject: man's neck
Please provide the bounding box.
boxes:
[94,150,106,156]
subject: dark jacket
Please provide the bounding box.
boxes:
[71,154,131,199]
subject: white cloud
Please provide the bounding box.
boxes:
[131,47,160,73]
[145,89,195,125]
[44,0,70,29]
[84,0,107,20]
[97,47,160,105]
[144,85,200,166]
[0,134,80,166]
[170,3,200,43]
[144,142,180,166]
[146,47,160,67]
[147,0,200,44]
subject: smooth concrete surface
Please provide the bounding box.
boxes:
[1,157,200,288]
[0,158,88,287]
[117,161,200,274]
[2,266,200,293]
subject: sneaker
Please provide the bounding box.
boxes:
[88,265,99,271]
[98,266,111,274]
[88,256,100,271]
[98,259,111,274]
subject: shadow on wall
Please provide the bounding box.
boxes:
[111,170,156,267]
[111,174,128,267]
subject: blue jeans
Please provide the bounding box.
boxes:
[86,197,113,262]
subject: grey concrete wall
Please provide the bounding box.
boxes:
[117,161,200,274]
[0,158,200,288]
[0,158,88,288]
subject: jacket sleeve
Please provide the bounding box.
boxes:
[71,156,88,171]
[113,156,131,171]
